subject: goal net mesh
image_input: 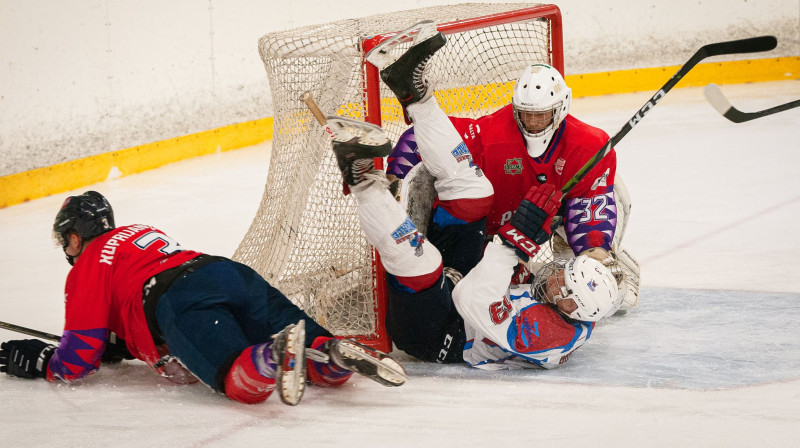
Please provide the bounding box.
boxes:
[234,3,559,347]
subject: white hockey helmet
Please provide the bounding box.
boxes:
[533,255,621,322]
[512,64,572,158]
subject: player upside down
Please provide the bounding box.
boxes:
[327,21,626,368]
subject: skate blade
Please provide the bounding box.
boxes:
[365,20,438,69]
[278,321,306,406]
[338,341,407,387]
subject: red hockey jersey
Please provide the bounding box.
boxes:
[449,104,617,237]
[47,224,201,382]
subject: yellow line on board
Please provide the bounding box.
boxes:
[1,57,797,209]
[0,117,273,208]
[568,57,799,97]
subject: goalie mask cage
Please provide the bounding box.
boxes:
[235,3,563,352]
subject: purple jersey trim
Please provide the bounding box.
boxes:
[564,186,617,254]
[387,127,421,179]
[48,328,106,381]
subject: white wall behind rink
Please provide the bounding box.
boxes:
[1,0,797,176]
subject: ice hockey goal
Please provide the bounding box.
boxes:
[234,3,563,352]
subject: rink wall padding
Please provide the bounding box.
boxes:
[1,56,797,209]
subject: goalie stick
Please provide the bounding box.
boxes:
[560,35,778,196]
[703,83,800,123]
[0,320,60,342]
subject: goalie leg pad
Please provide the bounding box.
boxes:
[614,246,641,310]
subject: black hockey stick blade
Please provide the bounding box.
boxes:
[560,35,778,195]
[700,35,777,59]
[0,320,61,342]
[704,83,800,123]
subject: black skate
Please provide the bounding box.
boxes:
[326,339,407,387]
[366,21,446,108]
[270,320,306,406]
[328,117,392,190]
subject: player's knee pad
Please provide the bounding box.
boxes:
[380,225,443,281]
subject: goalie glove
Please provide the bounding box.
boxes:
[0,339,56,379]
[498,183,562,262]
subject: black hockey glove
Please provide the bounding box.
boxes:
[101,332,135,364]
[498,183,563,262]
[0,339,57,379]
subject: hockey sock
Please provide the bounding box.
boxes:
[306,336,353,387]
[405,99,493,202]
[223,344,277,404]
[354,185,443,279]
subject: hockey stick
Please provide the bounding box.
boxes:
[560,35,777,195]
[703,83,800,123]
[300,91,355,141]
[0,320,61,342]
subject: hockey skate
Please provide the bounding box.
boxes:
[270,320,306,406]
[329,117,392,191]
[324,338,407,387]
[366,20,446,108]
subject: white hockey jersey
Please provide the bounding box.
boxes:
[452,242,594,370]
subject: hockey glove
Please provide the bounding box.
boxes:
[0,339,56,379]
[101,332,135,364]
[498,183,563,262]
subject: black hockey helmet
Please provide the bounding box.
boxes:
[52,190,115,249]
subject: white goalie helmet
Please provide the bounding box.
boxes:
[512,64,572,158]
[533,255,622,322]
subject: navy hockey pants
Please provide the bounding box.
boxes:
[386,217,486,363]
[154,259,331,390]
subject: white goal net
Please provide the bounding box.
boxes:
[234,3,562,350]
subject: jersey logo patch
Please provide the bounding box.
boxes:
[554,158,566,175]
[451,142,472,163]
[536,174,547,184]
[504,158,523,175]
[591,168,610,190]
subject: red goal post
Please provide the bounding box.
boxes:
[237,4,564,353]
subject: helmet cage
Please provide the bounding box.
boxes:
[513,101,563,140]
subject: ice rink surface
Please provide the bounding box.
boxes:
[1,81,798,447]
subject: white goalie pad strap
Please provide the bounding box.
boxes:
[406,99,493,201]
[355,186,442,277]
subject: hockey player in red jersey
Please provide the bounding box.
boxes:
[0,191,406,405]
[377,21,640,311]
[327,24,624,367]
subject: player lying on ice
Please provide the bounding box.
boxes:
[370,21,640,312]
[325,24,628,368]
[0,191,406,405]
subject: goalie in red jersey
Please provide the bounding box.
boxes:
[379,26,640,312]
[329,22,625,367]
[0,191,406,405]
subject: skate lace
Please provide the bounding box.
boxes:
[412,55,433,93]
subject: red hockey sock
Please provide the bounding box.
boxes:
[306,336,353,387]
[223,344,277,404]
